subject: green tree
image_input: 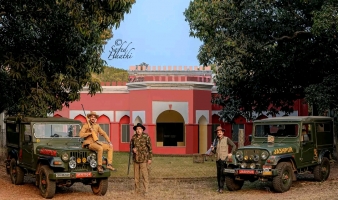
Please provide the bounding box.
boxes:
[184,0,338,122]
[92,66,129,82]
[137,62,149,70]
[0,0,135,117]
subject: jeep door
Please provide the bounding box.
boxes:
[299,123,315,165]
[21,124,34,168]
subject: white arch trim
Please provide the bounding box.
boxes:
[116,111,130,122]
[69,110,114,122]
[152,101,188,124]
[196,110,209,124]
[70,110,89,119]
[212,110,220,116]
[132,111,145,124]
[252,111,299,118]
[95,111,114,122]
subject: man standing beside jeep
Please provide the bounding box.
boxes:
[211,126,237,193]
[79,111,116,174]
[130,123,153,196]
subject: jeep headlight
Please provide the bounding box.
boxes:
[240,163,247,168]
[61,152,69,161]
[69,156,76,169]
[261,151,269,160]
[90,159,97,168]
[87,153,96,160]
[250,163,256,169]
[235,151,243,161]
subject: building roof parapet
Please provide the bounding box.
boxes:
[126,81,214,91]
[129,65,211,71]
[128,66,213,75]
[211,86,218,93]
[80,86,129,93]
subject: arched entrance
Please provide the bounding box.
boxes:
[156,110,185,147]
[198,115,208,154]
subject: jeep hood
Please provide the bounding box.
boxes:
[238,142,299,154]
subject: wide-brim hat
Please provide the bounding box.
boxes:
[214,126,225,132]
[87,111,99,118]
[133,123,145,131]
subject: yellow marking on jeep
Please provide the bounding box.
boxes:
[273,147,293,155]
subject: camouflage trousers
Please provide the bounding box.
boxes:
[134,162,150,193]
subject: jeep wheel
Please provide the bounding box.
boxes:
[225,176,244,191]
[272,162,293,193]
[10,158,24,185]
[91,178,108,196]
[39,165,56,199]
[314,157,330,182]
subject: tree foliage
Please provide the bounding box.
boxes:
[184,0,338,121]
[92,66,128,82]
[0,0,135,117]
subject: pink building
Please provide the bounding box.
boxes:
[54,66,308,155]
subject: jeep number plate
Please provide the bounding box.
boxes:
[238,170,255,174]
[56,173,70,177]
[223,169,235,173]
[76,172,92,178]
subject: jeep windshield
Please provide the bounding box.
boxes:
[255,124,299,138]
[33,123,81,138]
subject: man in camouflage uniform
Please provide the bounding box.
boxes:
[130,123,153,196]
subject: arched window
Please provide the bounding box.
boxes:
[120,115,130,143]
[97,115,110,141]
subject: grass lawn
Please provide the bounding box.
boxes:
[111,152,216,178]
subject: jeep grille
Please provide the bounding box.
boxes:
[243,149,261,163]
[70,151,90,170]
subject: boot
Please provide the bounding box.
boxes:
[106,164,117,171]
[97,165,104,174]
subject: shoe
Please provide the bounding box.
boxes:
[97,165,104,174]
[219,189,223,193]
[216,189,220,192]
[106,164,117,171]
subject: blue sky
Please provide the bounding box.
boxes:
[101,0,202,70]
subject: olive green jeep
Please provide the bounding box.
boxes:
[224,116,335,193]
[4,116,111,199]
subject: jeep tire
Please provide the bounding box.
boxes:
[314,157,330,182]
[91,178,108,196]
[225,176,244,191]
[10,158,24,185]
[39,165,56,199]
[272,162,293,193]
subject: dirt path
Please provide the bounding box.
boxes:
[1,163,338,200]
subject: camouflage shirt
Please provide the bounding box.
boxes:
[131,133,153,163]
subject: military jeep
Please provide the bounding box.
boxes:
[224,116,335,193]
[4,116,111,198]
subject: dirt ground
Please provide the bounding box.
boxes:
[1,163,338,200]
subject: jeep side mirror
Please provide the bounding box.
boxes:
[248,135,252,142]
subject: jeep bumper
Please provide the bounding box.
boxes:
[49,170,110,180]
[223,168,278,177]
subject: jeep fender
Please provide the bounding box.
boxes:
[38,156,66,168]
[268,154,297,170]
[7,149,19,160]
[318,149,331,164]
[269,154,297,181]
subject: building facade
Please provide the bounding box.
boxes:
[54,66,308,155]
